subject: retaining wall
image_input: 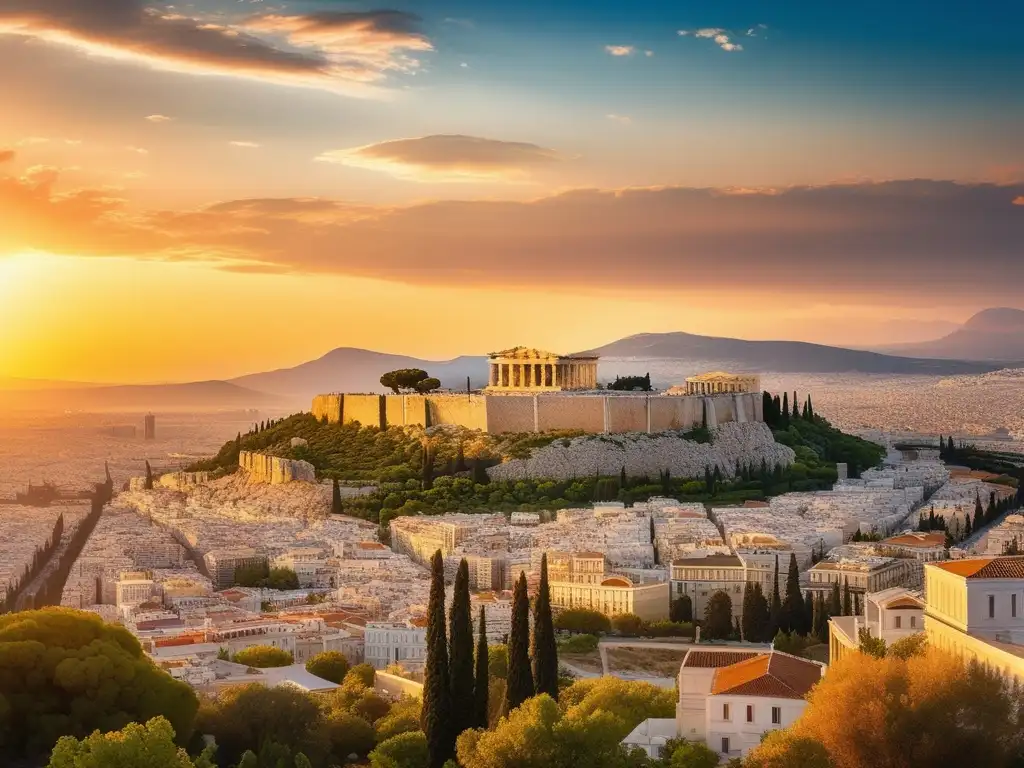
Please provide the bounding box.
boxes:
[239,451,316,484]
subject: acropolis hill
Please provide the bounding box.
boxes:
[312,347,763,435]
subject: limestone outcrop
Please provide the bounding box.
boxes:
[486,422,794,481]
[239,450,316,484]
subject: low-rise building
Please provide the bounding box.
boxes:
[204,548,267,590]
[807,545,920,595]
[549,552,669,621]
[364,620,428,671]
[670,555,747,620]
[828,588,925,664]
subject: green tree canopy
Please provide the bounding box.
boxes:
[612,613,644,636]
[304,651,349,684]
[703,590,733,640]
[370,731,429,768]
[0,608,198,760]
[381,369,431,394]
[346,662,377,688]
[554,608,612,635]
[415,378,442,394]
[232,645,293,668]
[46,717,203,768]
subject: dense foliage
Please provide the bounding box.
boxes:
[608,374,652,392]
[0,608,199,760]
[47,717,213,768]
[744,645,1024,768]
[304,651,350,684]
[231,645,293,668]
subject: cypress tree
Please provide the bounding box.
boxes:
[502,571,534,716]
[422,550,453,768]
[803,589,814,636]
[806,395,814,420]
[853,592,861,616]
[781,392,789,426]
[792,392,799,419]
[829,580,842,616]
[701,400,708,429]
[144,460,153,491]
[331,478,342,515]
[768,555,782,637]
[812,592,826,641]
[751,582,770,641]
[762,391,774,427]
[449,559,475,739]
[842,578,852,616]
[741,582,755,641]
[532,553,559,700]
[782,553,803,633]
[620,465,628,490]
[474,607,489,729]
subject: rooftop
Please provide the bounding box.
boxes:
[681,649,762,669]
[672,554,744,568]
[882,531,946,548]
[711,652,824,699]
[932,556,1024,580]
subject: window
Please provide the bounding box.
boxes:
[722,703,730,721]
[989,594,996,619]
[1014,594,1018,618]
[746,705,754,723]
[910,616,917,628]
[895,615,902,629]
[772,707,782,725]
[721,737,731,755]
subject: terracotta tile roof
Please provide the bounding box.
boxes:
[711,652,823,699]
[682,650,763,668]
[933,556,1024,579]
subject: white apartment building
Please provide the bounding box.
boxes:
[829,587,925,663]
[623,647,824,761]
[116,575,155,610]
[364,620,428,671]
[272,547,330,587]
[549,552,669,621]
[670,555,747,620]
[204,548,268,590]
[876,531,947,562]
[807,546,920,595]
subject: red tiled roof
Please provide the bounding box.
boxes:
[711,652,822,699]
[682,650,763,668]
[933,556,1024,579]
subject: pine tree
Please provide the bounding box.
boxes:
[144,460,153,491]
[502,571,534,716]
[331,478,342,515]
[768,555,782,637]
[842,578,852,616]
[829,581,842,616]
[422,550,453,768]
[449,559,475,739]
[532,553,558,700]
[782,553,803,634]
[474,607,489,729]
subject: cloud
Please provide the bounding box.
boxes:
[606,114,632,124]
[644,50,654,57]
[678,27,750,52]
[0,150,14,164]
[1014,196,1024,206]
[4,172,1024,303]
[145,114,173,122]
[605,45,635,57]
[316,134,564,181]
[229,141,261,148]
[126,146,149,154]
[0,3,433,96]
[17,137,49,146]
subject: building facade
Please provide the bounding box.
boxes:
[485,347,598,392]
[204,548,268,590]
[549,552,669,621]
[670,555,748,620]
[364,621,428,671]
[677,372,762,396]
[828,587,925,664]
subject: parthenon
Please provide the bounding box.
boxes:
[675,371,761,396]
[485,347,599,392]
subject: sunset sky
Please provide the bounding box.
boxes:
[1,0,1023,383]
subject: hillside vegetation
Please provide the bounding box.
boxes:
[190,401,884,525]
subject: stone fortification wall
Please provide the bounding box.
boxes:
[308,391,762,435]
[487,422,794,481]
[238,450,316,484]
[312,393,344,423]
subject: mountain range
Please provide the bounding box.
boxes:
[4,308,1020,411]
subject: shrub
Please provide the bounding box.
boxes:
[557,634,599,653]
[232,645,293,668]
[305,651,350,684]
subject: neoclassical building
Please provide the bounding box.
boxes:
[486,346,599,392]
[674,372,761,396]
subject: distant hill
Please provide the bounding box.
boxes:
[574,332,999,374]
[229,348,488,399]
[0,377,106,391]
[0,380,279,412]
[877,308,1024,362]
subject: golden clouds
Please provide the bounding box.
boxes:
[0,3,432,95]
[316,134,564,181]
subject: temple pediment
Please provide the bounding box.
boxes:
[488,346,562,360]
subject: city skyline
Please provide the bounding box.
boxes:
[2,0,1023,382]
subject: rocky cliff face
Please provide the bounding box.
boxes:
[239,450,316,484]
[487,422,794,481]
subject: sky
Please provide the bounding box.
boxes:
[0,0,1022,383]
